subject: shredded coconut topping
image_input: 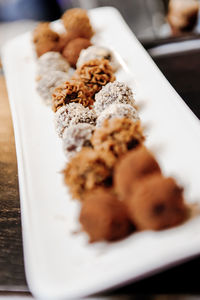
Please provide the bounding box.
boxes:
[37,51,70,76]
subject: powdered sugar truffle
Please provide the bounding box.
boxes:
[76,45,119,71]
[36,71,69,105]
[63,123,94,158]
[96,103,139,127]
[94,81,135,114]
[37,51,70,76]
[54,103,96,138]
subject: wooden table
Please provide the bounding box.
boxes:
[0,46,200,297]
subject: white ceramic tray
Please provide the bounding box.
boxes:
[2,7,200,300]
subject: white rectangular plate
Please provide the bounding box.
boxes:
[2,7,200,300]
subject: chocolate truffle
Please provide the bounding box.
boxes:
[36,71,69,106]
[62,8,94,39]
[167,0,199,35]
[52,80,93,112]
[127,175,187,230]
[77,45,119,71]
[33,23,60,57]
[91,118,144,161]
[114,146,161,200]
[96,103,139,128]
[54,103,96,138]
[58,31,82,51]
[64,148,115,200]
[80,189,132,242]
[74,59,116,98]
[94,81,135,114]
[62,123,94,158]
[37,51,70,76]
[62,38,92,68]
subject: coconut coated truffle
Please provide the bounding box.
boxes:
[91,118,144,161]
[114,146,161,200]
[94,81,136,114]
[54,103,96,138]
[74,59,116,98]
[62,8,94,39]
[80,189,132,242]
[96,103,139,128]
[62,38,92,68]
[37,51,70,76]
[52,80,93,112]
[36,71,69,106]
[62,123,94,159]
[127,174,187,230]
[64,148,115,200]
[77,45,119,71]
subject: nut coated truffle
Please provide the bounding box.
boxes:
[94,81,136,114]
[74,59,116,98]
[80,189,132,242]
[96,103,139,128]
[54,103,96,138]
[37,52,70,76]
[127,174,187,230]
[52,80,93,112]
[64,148,115,200]
[114,146,161,200]
[62,123,94,158]
[36,71,69,106]
[91,118,145,161]
[77,45,119,71]
[62,38,92,68]
[62,8,94,39]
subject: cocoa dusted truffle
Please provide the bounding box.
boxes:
[62,123,95,159]
[36,71,69,106]
[127,175,187,230]
[114,146,161,200]
[62,38,92,68]
[52,80,93,112]
[96,103,139,128]
[77,45,119,71]
[37,52,70,76]
[74,59,116,98]
[91,118,144,161]
[62,8,94,39]
[63,148,115,200]
[94,81,136,114]
[80,189,132,242]
[54,103,96,138]
[59,31,82,51]
[33,22,60,57]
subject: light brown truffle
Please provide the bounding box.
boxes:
[52,80,93,112]
[127,174,187,230]
[80,189,132,242]
[62,38,92,68]
[58,31,84,51]
[91,118,145,162]
[63,148,115,200]
[114,146,161,200]
[62,8,94,39]
[33,22,60,57]
[74,59,116,98]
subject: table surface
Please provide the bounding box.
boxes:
[1,46,200,298]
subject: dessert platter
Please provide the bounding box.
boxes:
[2,6,200,300]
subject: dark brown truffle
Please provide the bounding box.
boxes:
[74,59,116,98]
[127,174,187,230]
[33,22,60,57]
[63,148,115,200]
[80,189,132,242]
[52,80,93,112]
[91,118,145,162]
[114,146,161,200]
[62,38,92,68]
[62,8,94,39]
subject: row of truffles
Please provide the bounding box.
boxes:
[68,145,187,243]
